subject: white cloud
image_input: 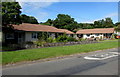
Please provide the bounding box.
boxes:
[17,0,60,9]
[81,12,118,23]
[16,0,60,22]
[34,12,49,23]
[104,12,118,18]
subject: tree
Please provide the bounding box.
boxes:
[77,23,94,29]
[115,22,120,26]
[2,2,22,27]
[104,18,114,28]
[94,19,105,28]
[94,18,114,28]
[114,22,120,32]
[43,19,53,26]
[52,14,79,31]
[21,14,38,24]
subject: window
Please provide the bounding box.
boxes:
[95,34,99,36]
[6,33,14,39]
[86,34,90,37]
[32,32,38,39]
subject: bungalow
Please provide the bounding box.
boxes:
[76,28,114,40]
[2,23,74,44]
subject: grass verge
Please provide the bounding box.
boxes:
[2,40,119,65]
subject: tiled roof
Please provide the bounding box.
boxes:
[13,23,63,33]
[76,28,114,34]
[59,29,74,34]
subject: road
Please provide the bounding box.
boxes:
[2,48,119,75]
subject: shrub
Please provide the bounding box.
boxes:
[37,32,49,41]
[46,37,53,43]
[33,41,46,46]
[78,38,86,41]
[56,34,68,42]
[111,34,116,39]
[25,41,34,45]
[114,34,117,39]
[52,39,57,43]
[67,36,78,42]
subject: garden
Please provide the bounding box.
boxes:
[2,32,118,51]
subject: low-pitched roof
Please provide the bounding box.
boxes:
[13,23,63,33]
[58,29,74,34]
[76,28,114,34]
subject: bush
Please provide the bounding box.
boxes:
[56,34,68,42]
[56,34,78,42]
[25,41,34,45]
[46,37,53,43]
[78,38,86,41]
[33,41,46,46]
[52,39,57,43]
[67,36,78,42]
[46,37,57,43]
[114,34,117,39]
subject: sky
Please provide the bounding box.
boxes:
[16,0,119,24]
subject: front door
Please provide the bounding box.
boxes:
[18,32,25,44]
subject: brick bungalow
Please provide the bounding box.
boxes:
[2,23,74,44]
[76,28,114,40]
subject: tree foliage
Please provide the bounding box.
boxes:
[114,22,120,32]
[80,23,94,29]
[94,18,114,28]
[42,14,79,31]
[21,14,38,24]
[2,2,22,26]
[42,19,53,26]
[53,14,79,31]
[42,14,115,32]
[115,22,120,26]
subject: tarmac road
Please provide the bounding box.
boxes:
[2,48,119,75]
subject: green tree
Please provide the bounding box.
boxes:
[94,19,104,28]
[115,22,120,26]
[81,23,94,29]
[53,14,79,31]
[104,18,114,28]
[114,22,120,32]
[2,2,22,26]
[21,14,38,24]
[94,18,114,28]
[43,19,53,26]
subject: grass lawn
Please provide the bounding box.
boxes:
[2,40,119,65]
[2,46,16,51]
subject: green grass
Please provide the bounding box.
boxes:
[99,39,119,42]
[2,46,16,51]
[2,41,119,65]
